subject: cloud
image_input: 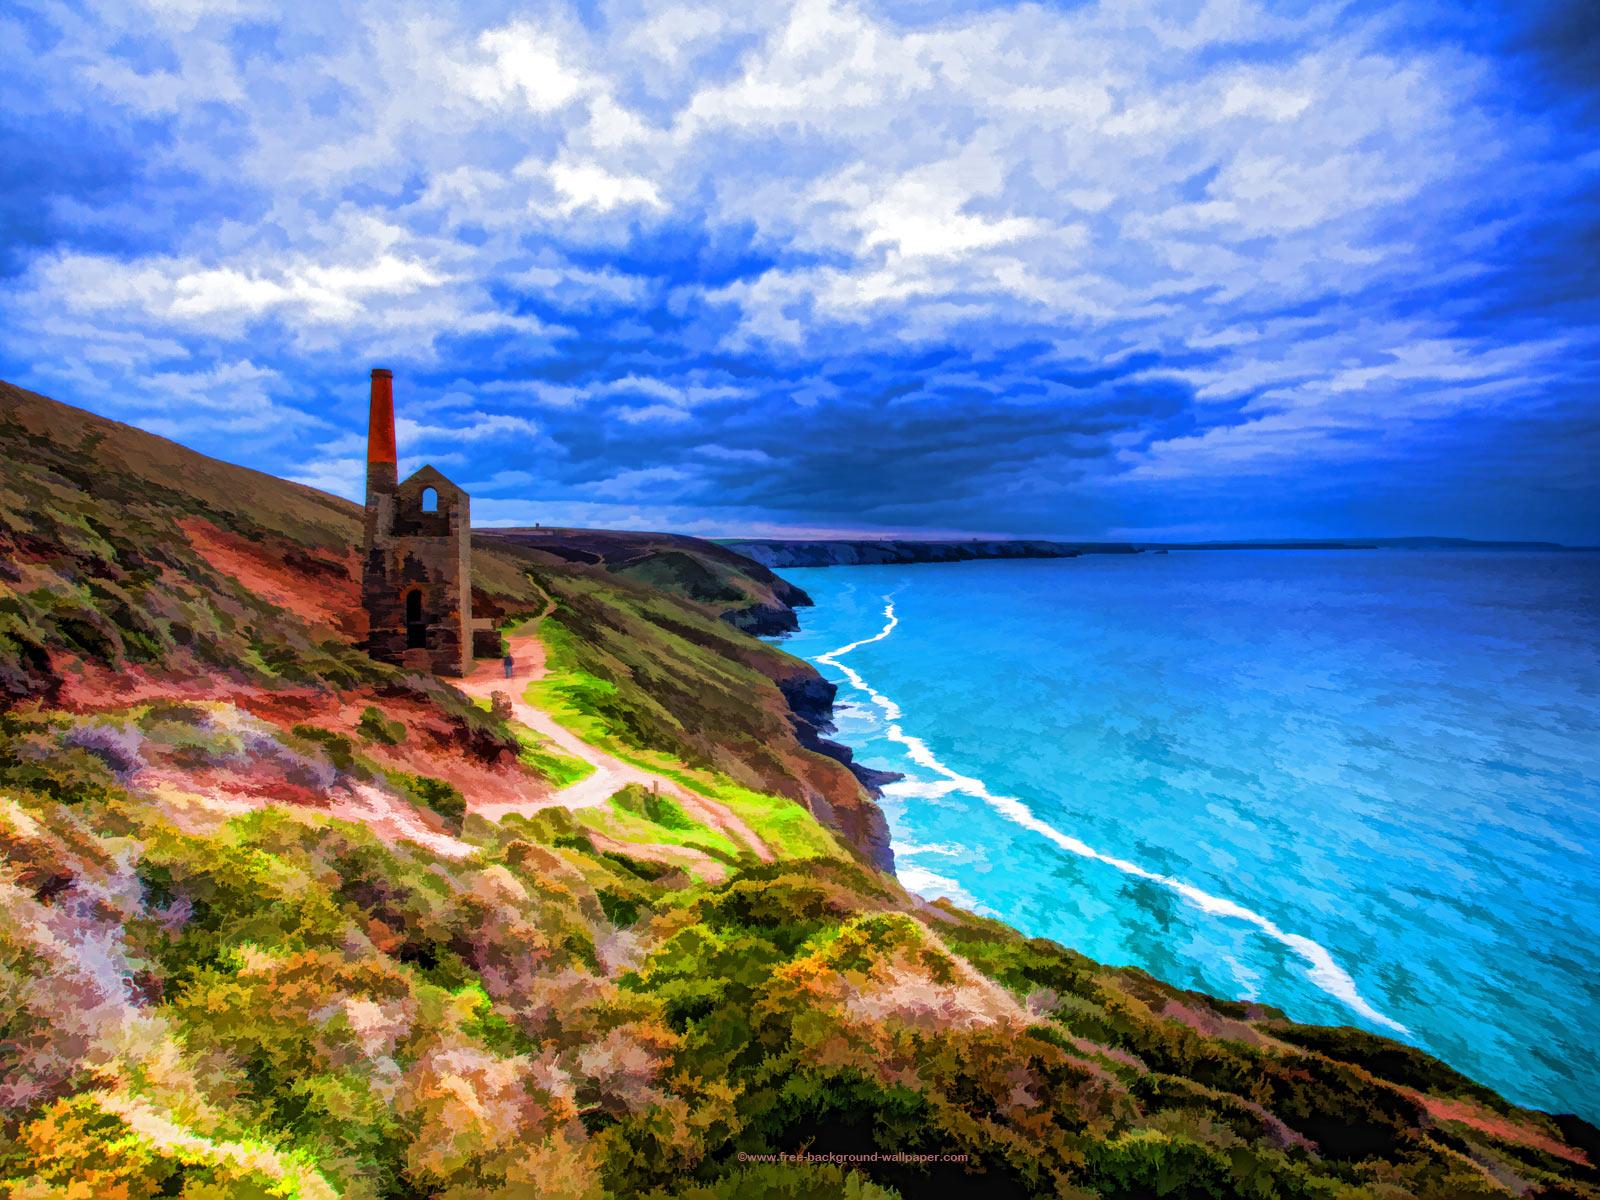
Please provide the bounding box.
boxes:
[586,465,697,501]
[288,457,364,501]
[466,468,539,492]
[547,160,665,214]
[695,444,773,463]
[450,21,595,113]
[0,0,1595,540]
[397,413,544,447]
[617,403,694,424]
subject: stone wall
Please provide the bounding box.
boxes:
[361,466,473,676]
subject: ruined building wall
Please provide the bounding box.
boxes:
[360,369,473,676]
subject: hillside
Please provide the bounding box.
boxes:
[2,379,1598,1199]
[0,380,885,864]
[477,527,813,635]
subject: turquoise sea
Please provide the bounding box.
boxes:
[778,551,1600,1121]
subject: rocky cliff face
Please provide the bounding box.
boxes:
[771,668,899,873]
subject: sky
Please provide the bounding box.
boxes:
[2,0,1598,542]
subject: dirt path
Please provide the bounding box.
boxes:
[458,627,775,864]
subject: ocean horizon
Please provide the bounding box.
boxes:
[779,550,1600,1122]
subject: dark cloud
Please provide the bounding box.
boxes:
[0,0,1596,542]
[1515,0,1600,111]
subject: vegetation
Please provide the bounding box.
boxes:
[506,713,595,790]
[6,742,1596,1197]
[521,586,883,863]
[2,379,1597,1197]
[388,770,468,833]
[476,527,813,635]
[357,705,407,746]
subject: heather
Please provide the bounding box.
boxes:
[2,381,1597,1197]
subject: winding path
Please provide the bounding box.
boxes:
[457,618,774,870]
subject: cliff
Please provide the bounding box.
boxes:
[2,378,1597,1199]
[724,537,1141,567]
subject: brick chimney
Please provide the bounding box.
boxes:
[367,367,397,495]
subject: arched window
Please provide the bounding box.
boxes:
[421,487,439,513]
[405,589,427,648]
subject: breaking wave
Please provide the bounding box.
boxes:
[817,599,1409,1035]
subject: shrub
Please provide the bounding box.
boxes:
[1087,1129,1239,1199]
[598,888,644,927]
[639,1163,903,1200]
[290,724,358,772]
[357,704,407,746]
[0,711,123,805]
[4,1096,171,1198]
[613,783,697,832]
[62,719,146,779]
[140,700,209,726]
[390,770,467,833]
[382,674,518,762]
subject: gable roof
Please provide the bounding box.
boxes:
[397,464,467,499]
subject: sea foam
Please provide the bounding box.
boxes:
[817,599,1410,1035]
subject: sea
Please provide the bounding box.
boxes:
[776,550,1600,1121]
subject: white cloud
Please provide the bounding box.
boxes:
[547,160,666,214]
[694,444,772,463]
[288,457,364,501]
[1220,77,1312,122]
[465,468,539,492]
[587,465,696,500]
[1,0,1586,498]
[509,263,651,304]
[449,22,594,113]
[618,403,693,424]
[1118,329,1572,480]
[397,412,543,449]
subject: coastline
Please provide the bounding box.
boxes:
[773,553,1600,1126]
[773,663,901,872]
[726,537,1141,567]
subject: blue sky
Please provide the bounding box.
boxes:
[2,0,1597,541]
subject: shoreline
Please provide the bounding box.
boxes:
[793,591,1410,1036]
[774,564,1600,1126]
[728,536,1594,567]
[727,537,1139,568]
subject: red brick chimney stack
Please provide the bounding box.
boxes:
[367,367,397,494]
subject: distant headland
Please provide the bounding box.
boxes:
[724,535,1593,567]
[722,538,1140,567]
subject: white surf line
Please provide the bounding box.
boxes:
[817,599,1409,1035]
[815,601,899,660]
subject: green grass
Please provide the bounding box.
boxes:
[467,694,593,788]
[356,704,406,746]
[526,619,846,864]
[698,778,843,860]
[389,772,466,833]
[576,784,744,865]
[508,722,593,788]
[521,620,625,747]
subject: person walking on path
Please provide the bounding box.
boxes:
[503,650,515,679]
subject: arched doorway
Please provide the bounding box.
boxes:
[405,589,427,648]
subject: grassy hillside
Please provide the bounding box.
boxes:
[0,381,877,860]
[477,527,813,635]
[2,379,1598,1199]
